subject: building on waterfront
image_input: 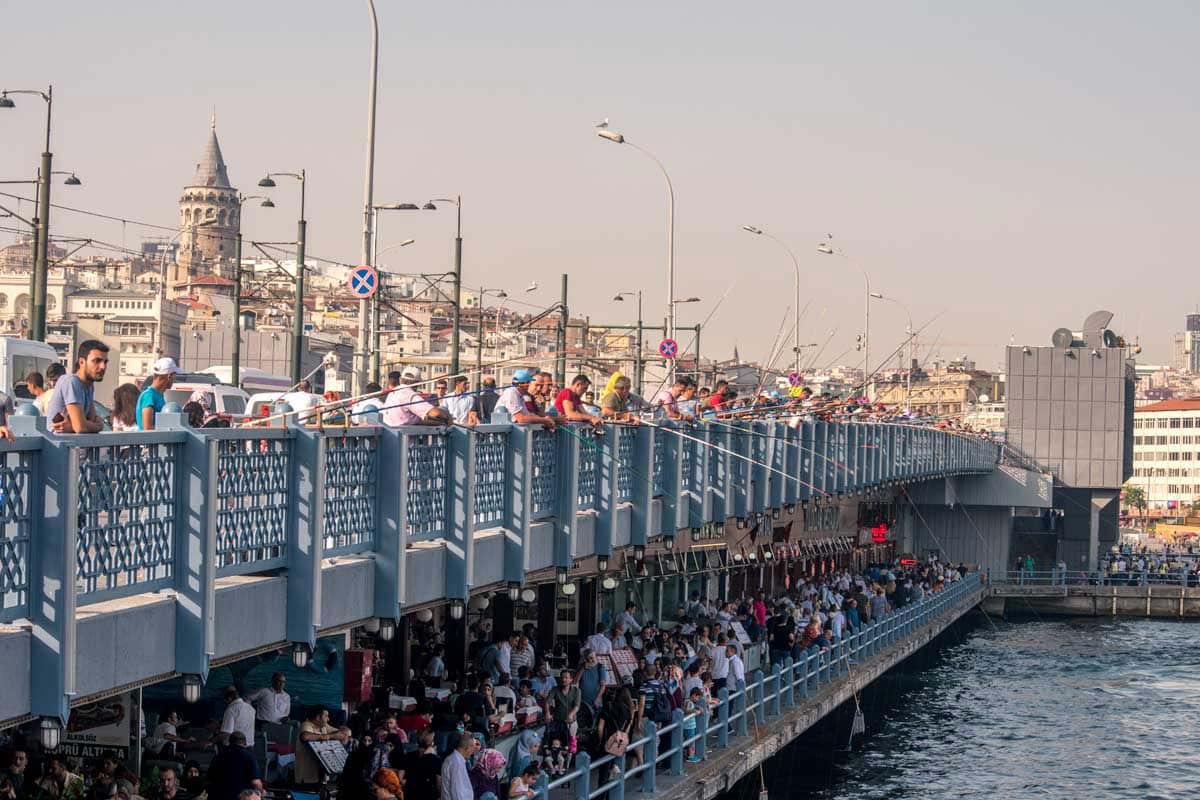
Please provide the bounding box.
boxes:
[1130,398,1200,512]
[873,365,1004,418]
[1003,310,1137,570]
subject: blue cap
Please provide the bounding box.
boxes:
[512,368,535,383]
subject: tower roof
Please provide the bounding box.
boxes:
[189,116,232,189]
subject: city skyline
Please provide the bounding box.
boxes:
[3,1,1199,370]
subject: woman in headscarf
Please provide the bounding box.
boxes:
[510,730,541,780]
[371,767,403,800]
[469,748,506,800]
[187,389,221,427]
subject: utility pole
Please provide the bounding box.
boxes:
[356,0,380,395]
[32,148,52,341]
[292,179,307,384]
[635,293,644,395]
[232,231,242,385]
[372,272,384,383]
[555,274,568,385]
[450,197,463,375]
[693,324,701,384]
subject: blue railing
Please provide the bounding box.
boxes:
[0,414,996,626]
[523,574,983,800]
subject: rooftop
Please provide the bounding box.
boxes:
[1135,399,1200,413]
[187,117,233,189]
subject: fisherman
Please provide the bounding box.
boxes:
[381,367,451,426]
[499,369,557,429]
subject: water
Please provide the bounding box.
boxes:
[741,615,1200,800]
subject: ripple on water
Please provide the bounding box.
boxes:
[759,618,1200,800]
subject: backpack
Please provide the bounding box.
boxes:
[650,684,672,724]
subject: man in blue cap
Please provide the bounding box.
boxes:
[499,369,556,430]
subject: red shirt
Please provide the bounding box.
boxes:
[554,387,582,416]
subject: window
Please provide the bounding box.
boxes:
[1170,436,1181,445]
[1184,418,1195,429]
[103,321,152,337]
[1170,452,1180,461]
[1185,452,1194,461]
[1157,436,1168,446]
[1159,419,1169,429]
[1171,418,1182,428]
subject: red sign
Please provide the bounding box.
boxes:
[871,523,888,543]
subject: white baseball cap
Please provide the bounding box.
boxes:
[400,367,423,382]
[152,357,181,376]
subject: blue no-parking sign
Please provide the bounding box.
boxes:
[348,265,379,298]
[658,338,678,359]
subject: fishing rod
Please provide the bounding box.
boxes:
[641,419,831,497]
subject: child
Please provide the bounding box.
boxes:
[542,735,570,778]
[683,688,704,762]
[516,679,540,712]
[509,763,541,799]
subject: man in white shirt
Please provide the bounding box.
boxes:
[653,378,692,421]
[281,380,321,424]
[509,635,536,675]
[584,623,613,655]
[442,375,479,426]
[498,635,514,677]
[440,732,480,800]
[218,686,256,747]
[497,369,556,428]
[615,602,642,637]
[726,644,746,688]
[247,672,291,725]
[709,635,730,689]
[382,367,450,427]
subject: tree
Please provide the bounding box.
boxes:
[1122,485,1147,521]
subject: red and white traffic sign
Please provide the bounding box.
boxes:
[658,338,679,359]
[348,264,379,298]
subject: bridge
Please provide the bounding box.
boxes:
[0,408,999,732]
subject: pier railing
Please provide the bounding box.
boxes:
[0,411,997,625]
[993,568,1198,588]
[524,574,983,800]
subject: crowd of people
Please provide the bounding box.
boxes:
[330,556,972,800]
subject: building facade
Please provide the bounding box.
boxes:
[1131,399,1200,510]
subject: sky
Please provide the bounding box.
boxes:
[3,1,1199,373]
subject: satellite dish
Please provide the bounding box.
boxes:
[1102,329,1119,348]
[1052,328,1074,349]
[979,394,990,403]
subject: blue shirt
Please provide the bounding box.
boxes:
[45,374,94,423]
[578,663,607,707]
[135,386,166,429]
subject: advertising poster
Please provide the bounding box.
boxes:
[63,694,132,761]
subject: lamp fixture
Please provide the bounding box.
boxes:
[691,528,701,542]
[291,642,311,669]
[508,582,522,602]
[556,567,569,585]
[38,718,61,751]
[520,588,537,603]
[561,581,577,596]
[634,545,646,561]
[597,555,609,572]
[601,576,618,591]
[183,674,202,704]
[449,599,465,620]
[664,536,674,551]
[379,618,396,642]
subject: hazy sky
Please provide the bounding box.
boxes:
[3,1,1198,371]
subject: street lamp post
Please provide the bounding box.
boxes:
[230,195,275,387]
[373,197,463,375]
[742,225,803,375]
[1,85,55,341]
[672,296,702,379]
[369,227,415,382]
[817,241,872,398]
[0,171,82,331]
[258,170,306,384]
[596,128,676,382]
[474,287,507,377]
[612,291,643,394]
[869,292,913,409]
[356,0,381,396]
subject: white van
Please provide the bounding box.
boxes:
[196,365,293,396]
[1,337,62,399]
[140,372,250,419]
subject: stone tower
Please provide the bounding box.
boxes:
[173,114,240,287]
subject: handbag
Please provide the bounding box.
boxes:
[604,719,632,757]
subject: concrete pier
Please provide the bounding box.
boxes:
[990,584,1200,619]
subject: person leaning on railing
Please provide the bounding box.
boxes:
[381,367,451,427]
[46,339,109,434]
[498,369,557,430]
